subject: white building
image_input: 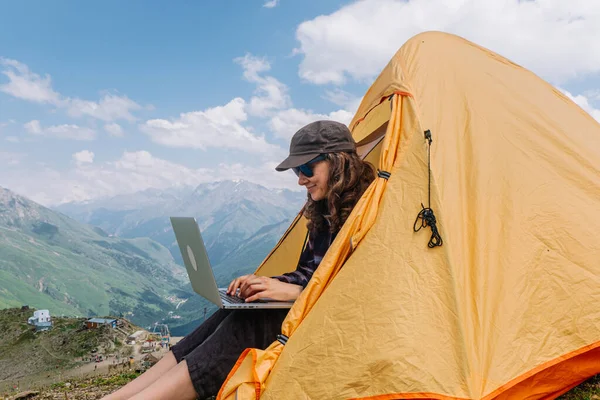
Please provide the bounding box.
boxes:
[28,309,52,331]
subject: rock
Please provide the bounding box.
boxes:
[11,391,39,399]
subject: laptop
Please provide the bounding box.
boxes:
[170,217,294,309]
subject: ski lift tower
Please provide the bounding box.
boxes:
[152,323,170,348]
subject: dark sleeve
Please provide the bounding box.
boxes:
[272,232,320,289]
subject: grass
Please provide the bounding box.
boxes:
[88,373,142,387]
[560,375,600,400]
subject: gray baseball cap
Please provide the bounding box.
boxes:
[276,120,356,171]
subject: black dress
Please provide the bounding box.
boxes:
[171,308,288,398]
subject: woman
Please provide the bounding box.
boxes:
[103,120,375,400]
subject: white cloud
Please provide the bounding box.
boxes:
[0,120,15,131]
[24,120,96,141]
[0,151,23,166]
[1,120,18,142]
[269,108,354,140]
[66,94,141,122]
[0,151,210,205]
[138,53,295,158]
[104,122,124,137]
[44,125,96,141]
[0,58,60,103]
[72,150,94,165]
[0,149,299,205]
[109,151,216,194]
[24,120,42,134]
[141,98,283,155]
[295,0,600,85]
[562,90,600,122]
[215,160,299,190]
[235,53,291,116]
[263,0,279,8]
[106,152,297,200]
[0,58,142,122]
[323,88,362,114]
[583,90,600,101]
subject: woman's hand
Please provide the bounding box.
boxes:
[227,274,255,297]
[227,275,302,302]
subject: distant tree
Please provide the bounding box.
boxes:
[32,221,59,238]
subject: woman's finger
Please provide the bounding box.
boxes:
[227,279,234,294]
[239,275,259,295]
[240,280,266,298]
[245,290,269,303]
[228,278,242,295]
[228,275,248,295]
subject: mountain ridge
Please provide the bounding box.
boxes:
[54,180,306,266]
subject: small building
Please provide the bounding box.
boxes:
[28,309,52,331]
[28,309,51,324]
[127,330,147,344]
[86,318,117,329]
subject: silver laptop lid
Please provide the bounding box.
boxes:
[170,217,223,308]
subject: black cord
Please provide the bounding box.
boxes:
[414,203,443,248]
[414,130,443,248]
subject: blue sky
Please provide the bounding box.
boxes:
[1,0,599,205]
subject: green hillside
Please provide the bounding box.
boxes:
[0,186,190,327]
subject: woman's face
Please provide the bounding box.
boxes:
[297,159,330,201]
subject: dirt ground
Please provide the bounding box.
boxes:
[0,337,184,395]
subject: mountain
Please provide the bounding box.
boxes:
[55,180,306,266]
[52,186,196,235]
[0,186,190,327]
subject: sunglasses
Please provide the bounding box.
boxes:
[292,154,326,177]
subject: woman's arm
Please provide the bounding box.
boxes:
[239,277,302,302]
[227,274,302,302]
[227,229,333,302]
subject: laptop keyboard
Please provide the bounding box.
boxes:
[219,290,246,304]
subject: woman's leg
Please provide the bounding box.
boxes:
[177,309,288,399]
[101,351,177,400]
[128,360,197,400]
[105,308,287,399]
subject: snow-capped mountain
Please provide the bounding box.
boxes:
[55,180,307,266]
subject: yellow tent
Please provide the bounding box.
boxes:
[218,31,600,400]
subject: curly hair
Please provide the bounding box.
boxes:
[304,151,375,234]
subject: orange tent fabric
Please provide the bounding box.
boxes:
[218,31,600,400]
